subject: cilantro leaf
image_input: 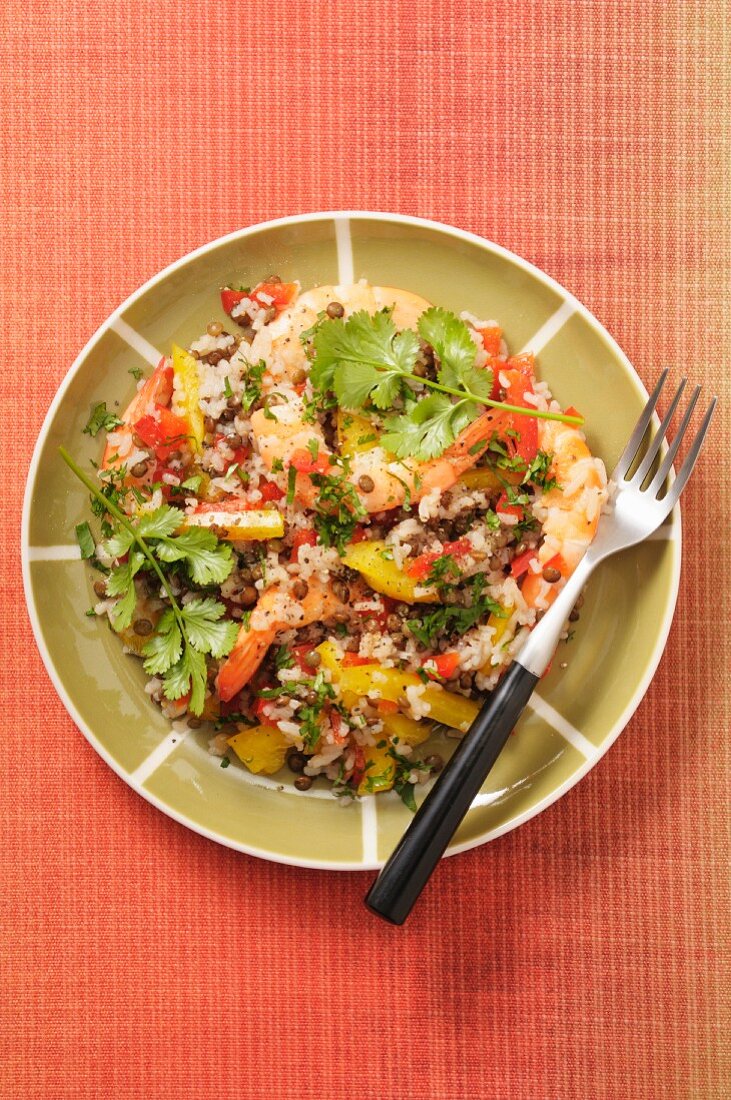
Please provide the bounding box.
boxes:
[163,646,207,712]
[141,609,183,674]
[83,402,123,438]
[311,309,419,403]
[102,527,136,559]
[137,506,182,540]
[180,597,240,658]
[155,528,233,585]
[417,306,487,395]
[381,393,477,460]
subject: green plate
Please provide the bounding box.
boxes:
[21,213,680,869]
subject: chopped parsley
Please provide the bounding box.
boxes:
[240,359,266,412]
[83,402,123,438]
[310,468,367,554]
[128,366,144,382]
[406,574,505,647]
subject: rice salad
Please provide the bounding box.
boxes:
[64,277,608,808]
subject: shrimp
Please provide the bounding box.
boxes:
[251,405,508,514]
[217,576,352,701]
[249,283,432,386]
[101,357,173,473]
[521,420,608,608]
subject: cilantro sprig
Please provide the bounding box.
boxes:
[310,307,583,462]
[83,402,123,438]
[60,448,238,714]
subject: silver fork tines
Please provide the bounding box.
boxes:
[613,373,716,510]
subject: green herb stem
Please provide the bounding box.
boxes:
[59,447,187,636]
[346,357,582,426]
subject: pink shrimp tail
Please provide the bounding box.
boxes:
[446,408,511,467]
[217,626,277,702]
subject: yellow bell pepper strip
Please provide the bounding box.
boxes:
[171,343,205,451]
[338,666,479,733]
[480,604,515,674]
[179,508,284,541]
[380,712,433,747]
[336,409,380,456]
[227,724,290,775]
[358,741,396,795]
[341,540,436,604]
[457,467,523,492]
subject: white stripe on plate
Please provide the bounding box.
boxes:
[335,216,355,285]
[518,299,576,356]
[130,730,188,786]
[109,317,163,367]
[528,693,599,760]
[28,545,82,561]
[360,794,378,864]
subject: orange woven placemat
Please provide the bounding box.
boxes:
[2,2,729,1097]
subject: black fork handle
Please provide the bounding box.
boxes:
[364,660,539,925]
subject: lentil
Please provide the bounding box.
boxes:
[326,301,345,318]
[130,460,149,478]
[288,751,308,773]
[294,775,313,791]
[207,321,224,337]
[292,579,309,599]
[542,565,562,583]
[358,474,375,493]
[133,619,153,636]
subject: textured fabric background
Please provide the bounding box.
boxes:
[2,2,729,1097]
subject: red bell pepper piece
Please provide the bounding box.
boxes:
[289,528,318,563]
[406,537,472,580]
[341,653,378,668]
[133,405,191,460]
[510,548,538,579]
[425,652,461,681]
[258,479,284,503]
[291,644,317,673]
[478,325,502,357]
[496,492,523,521]
[349,525,368,544]
[220,281,298,317]
[290,447,332,475]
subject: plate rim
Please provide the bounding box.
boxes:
[21,210,682,870]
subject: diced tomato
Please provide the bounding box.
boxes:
[478,325,502,357]
[406,537,472,580]
[219,692,245,718]
[259,478,284,503]
[564,405,581,420]
[133,405,191,460]
[425,652,461,681]
[510,548,538,579]
[488,356,503,400]
[375,698,399,714]
[290,528,318,563]
[349,525,368,544]
[342,653,378,668]
[290,447,331,475]
[496,491,523,521]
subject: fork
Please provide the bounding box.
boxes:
[365,372,716,925]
